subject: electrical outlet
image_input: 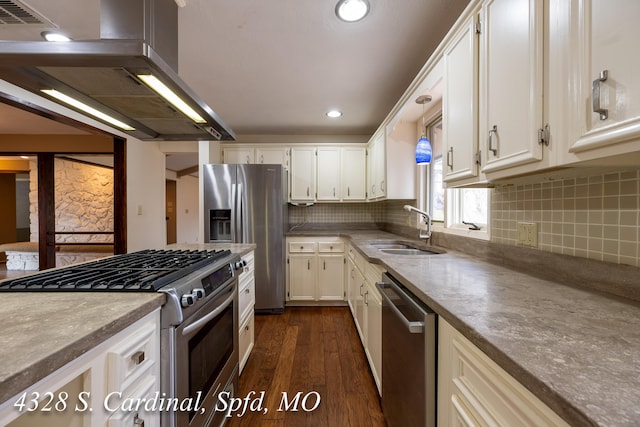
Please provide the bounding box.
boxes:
[137,205,143,215]
[517,222,537,247]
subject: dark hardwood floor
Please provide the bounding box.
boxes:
[229,307,386,427]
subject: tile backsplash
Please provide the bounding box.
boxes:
[288,200,415,227]
[491,170,640,267]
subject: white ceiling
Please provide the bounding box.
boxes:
[0,0,469,138]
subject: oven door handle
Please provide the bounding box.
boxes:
[182,289,235,337]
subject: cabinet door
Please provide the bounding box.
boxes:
[480,0,544,173]
[365,281,382,395]
[346,257,357,315]
[290,147,316,201]
[256,147,290,169]
[318,254,344,300]
[354,268,366,342]
[316,147,341,201]
[222,147,254,164]
[443,14,480,182]
[367,132,386,200]
[568,0,640,154]
[288,255,316,300]
[342,147,367,200]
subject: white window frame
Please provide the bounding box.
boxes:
[418,117,490,241]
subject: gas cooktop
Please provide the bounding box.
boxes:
[0,249,233,292]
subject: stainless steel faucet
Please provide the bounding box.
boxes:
[403,205,432,240]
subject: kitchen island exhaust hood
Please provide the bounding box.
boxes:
[0,0,235,141]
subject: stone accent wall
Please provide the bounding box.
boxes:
[29,158,114,243]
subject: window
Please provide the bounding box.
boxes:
[423,116,489,239]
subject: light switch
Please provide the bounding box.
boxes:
[517,222,537,247]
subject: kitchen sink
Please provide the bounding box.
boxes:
[368,241,445,255]
[380,248,442,255]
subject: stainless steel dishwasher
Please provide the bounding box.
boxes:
[376,272,436,427]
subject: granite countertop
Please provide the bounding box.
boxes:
[290,229,640,427]
[0,243,255,405]
[0,293,165,403]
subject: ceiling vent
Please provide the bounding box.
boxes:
[0,0,50,25]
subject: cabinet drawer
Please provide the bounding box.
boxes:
[239,312,255,375]
[289,242,317,253]
[352,247,367,273]
[106,319,157,394]
[238,251,255,284]
[107,375,158,427]
[239,276,255,322]
[318,241,344,253]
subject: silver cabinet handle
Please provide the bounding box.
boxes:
[323,260,326,270]
[133,413,145,426]
[447,146,454,170]
[333,187,336,197]
[347,186,350,197]
[488,125,498,155]
[246,155,250,163]
[364,290,369,305]
[359,284,364,296]
[593,69,609,120]
[380,180,385,192]
[306,186,310,197]
[131,351,145,365]
[307,260,311,270]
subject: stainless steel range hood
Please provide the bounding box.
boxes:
[0,0,235,141]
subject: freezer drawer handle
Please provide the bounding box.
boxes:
[376,281,425,334]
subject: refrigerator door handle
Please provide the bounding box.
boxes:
[236,183,243,242]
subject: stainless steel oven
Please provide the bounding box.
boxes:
[167,279,238,427]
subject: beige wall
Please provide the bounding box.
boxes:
[492,169,640,267]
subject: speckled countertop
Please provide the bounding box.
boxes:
[0,293,165,403]
[289,229,640,427]
[0,243,255,405]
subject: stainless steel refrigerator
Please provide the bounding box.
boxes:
[203,164,287,313]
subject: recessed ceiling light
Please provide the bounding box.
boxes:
[335,0,370,22]
[41,31,71,42]
[326,110,343,118]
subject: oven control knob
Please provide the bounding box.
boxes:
[234,260,247,271]
[181,294,195,308]
[192,288,206,300]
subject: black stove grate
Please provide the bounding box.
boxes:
[0,249,233,292]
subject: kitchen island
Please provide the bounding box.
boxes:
[289,228,640,427]
[0,243,255,423]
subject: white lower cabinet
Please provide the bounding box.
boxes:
[237,250,255,375]
[0,309,161,427]
[438,318,569,427]
[286,237,345,303]
[347,243,383,395]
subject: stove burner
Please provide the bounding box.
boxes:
[0,249,233,292]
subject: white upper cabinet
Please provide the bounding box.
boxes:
[221,146,254,164]
[341,147,367,201]
[256,146,290,169]
[479,0,545,174]
[290,147,316,202]
[316,147,341,201]
[367,130,386,200]
[566,0,640,159]
[443,12,480,183]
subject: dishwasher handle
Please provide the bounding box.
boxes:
[376,281,425,334]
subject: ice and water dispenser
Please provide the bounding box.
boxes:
[209,209,232,241]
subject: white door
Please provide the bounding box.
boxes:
[222,147,254,164]
[316,147,341,201]
[288,255,316,300]
[443,13,480,182]
[568,0,640,154]
[341,147,367,200]
[318,255,344,300]
[480,0,544,174]
[290,147,316,201]
[256,147,289,169]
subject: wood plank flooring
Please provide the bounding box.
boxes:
[229,307,386,427]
